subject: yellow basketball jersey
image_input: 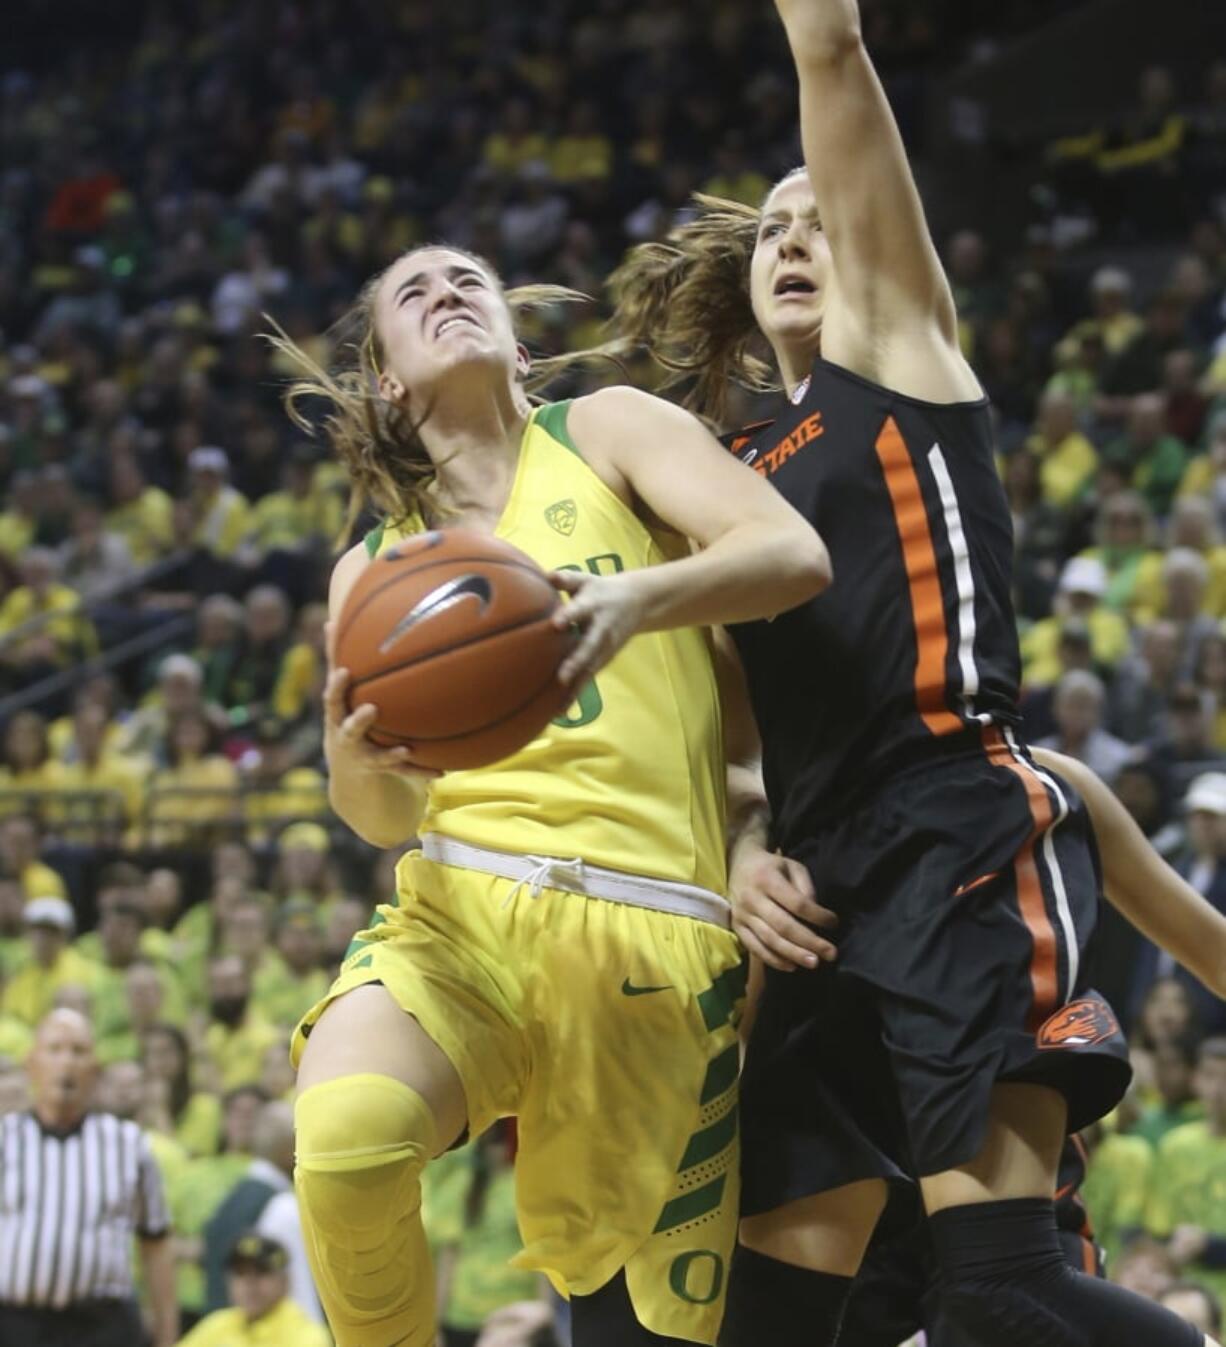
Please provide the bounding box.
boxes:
[364,401,726,892]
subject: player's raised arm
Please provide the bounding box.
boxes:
[772,0,975,395]
[1033,747,1226,1000]
[323,542,438,848]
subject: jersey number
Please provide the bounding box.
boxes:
[550,554,624,729]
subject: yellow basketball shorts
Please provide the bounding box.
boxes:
[292,849,745,1345]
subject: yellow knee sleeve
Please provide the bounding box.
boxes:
[295,1074,439,1347]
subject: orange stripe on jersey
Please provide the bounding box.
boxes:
[873,416,962,736]
[983,727,1059,1028]
[1080,1235,1097,1275]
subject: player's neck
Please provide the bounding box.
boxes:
[423,385,531,527]
[772,339,817,399]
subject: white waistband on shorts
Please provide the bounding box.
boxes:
[419,834,732,929]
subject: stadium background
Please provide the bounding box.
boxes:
[1,0,1225,1342]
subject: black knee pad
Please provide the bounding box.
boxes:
[940,1279,1091,1347]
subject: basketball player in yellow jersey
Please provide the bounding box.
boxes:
[277,243,830,1347]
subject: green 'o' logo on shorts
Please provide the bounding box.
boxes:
[668,1250,724,1305]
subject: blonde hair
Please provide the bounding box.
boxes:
[267,245,611,538]
[607,171,811,425]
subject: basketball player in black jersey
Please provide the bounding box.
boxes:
[608,2,1220,1345]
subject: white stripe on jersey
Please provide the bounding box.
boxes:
[927,443,989,720]
[1004,727,1080,996]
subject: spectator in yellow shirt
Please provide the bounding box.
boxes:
[146,711,240,848]
[255,900,329,1031]
[186,446,251,559]
[175,1233,328,1347]
[269,821,342,916]
[1021,556,1131,687]
[1078,490,1162,617]
[1026,387,1099,508]
[272,601,326,723]
[0,470,39,560]
[0,710,67,807]
[0,814,67,900]
[120,653,226,766]
[1058,265,1145,360]
[107,452,176,566]
[56,702,148,835]
[97,961,182,1065]
[245,451,337,557]
[1,896,98,1027]
[1149,548,1222,674]
[1179,414,1226,508]
[201,955,284,1092]
[482,97,550,176]
[1135,497,1226,621]
[143,1023,223,1158]
[549,101,613,184]
[0,548,98,677]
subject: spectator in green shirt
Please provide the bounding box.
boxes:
[1136,1036,1206,1148]
[1102,393,1190,517]
[1147,1037,1226,1303]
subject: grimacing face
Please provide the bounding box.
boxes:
[750,174,831,356]
[373,248,528,410]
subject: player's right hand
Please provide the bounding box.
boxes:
[730,845,838,972]
[323,667,441,780]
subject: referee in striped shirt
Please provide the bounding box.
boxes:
[0,1007,178,1347]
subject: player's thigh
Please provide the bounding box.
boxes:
[296,982,467,1154]
[738,1178,888,1278]
[919,1082,1067,1215]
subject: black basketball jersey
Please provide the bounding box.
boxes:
[727,356,1021,847]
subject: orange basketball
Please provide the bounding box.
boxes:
[335,527,575,770]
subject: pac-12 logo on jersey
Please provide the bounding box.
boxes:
[545,499,578,536]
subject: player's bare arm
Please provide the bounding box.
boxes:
[773,0,981,402]
[551,385,831,686]
[324,541,438,848]
[1033,748,1226,1000]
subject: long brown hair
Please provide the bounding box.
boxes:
[267,245,613,538]
[606,194,771,425]
[607,171,816,426]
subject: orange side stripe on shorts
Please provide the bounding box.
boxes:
[983,727,1059,1029]
[874,416,963,736]
[1080,1235,1097,1276]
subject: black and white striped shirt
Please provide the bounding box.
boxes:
[0,1111,171,1308]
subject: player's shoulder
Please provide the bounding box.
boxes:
[569,385,692,453]
[332,538,371,585]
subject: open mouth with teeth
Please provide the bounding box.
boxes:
[774,277,817,297]
[435,314,481,338]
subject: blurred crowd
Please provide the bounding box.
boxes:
[1,0,1226,1343]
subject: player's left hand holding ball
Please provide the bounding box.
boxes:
[549,570,647,689]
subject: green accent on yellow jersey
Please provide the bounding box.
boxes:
[367,401,727,893]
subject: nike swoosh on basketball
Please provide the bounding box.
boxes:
[621,978,672,997]
[378,574,492,653]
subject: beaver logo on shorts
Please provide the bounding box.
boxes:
[1036,998,1120,1050]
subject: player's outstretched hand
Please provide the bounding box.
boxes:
[548,569,646,688]
[730,845,838,972]
[323,666,441,781]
